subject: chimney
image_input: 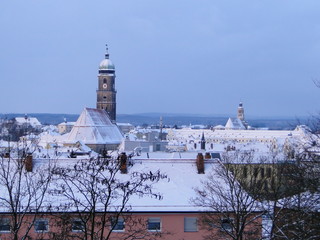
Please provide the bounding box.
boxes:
[205,152,211,159]
[196,153,205,174]
[25,154,33,172]
[119,152,127,174]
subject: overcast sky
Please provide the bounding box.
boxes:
[1,0,320,118]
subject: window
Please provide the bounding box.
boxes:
[103,78,107,84]
[110,218,124,231]
[34,219,49,232]
[221,218,233,232]
[156,144,161,151]
[260,168,265,178]
[184,217,198,232]
[147,218,161,231]
[254,167,259,178]
[72,219,85,232]
[0,218,10,232]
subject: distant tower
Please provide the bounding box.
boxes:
[237,102,245,121]
[159,116,163,141]
[96,44,117,121]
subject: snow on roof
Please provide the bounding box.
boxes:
[0,157,262,213]
[117,123,133,126]
[225,117,245,130]
[213,125,225,129]
[65,108,123,144]
[15,117,41,127]
[0,140,17,148]
[58,122,76,126]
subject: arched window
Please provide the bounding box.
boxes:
[103,78,107,84]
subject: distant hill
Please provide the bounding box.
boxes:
[0,113,306,130]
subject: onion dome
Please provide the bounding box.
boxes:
[99,44,115,74]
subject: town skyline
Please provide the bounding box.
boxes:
[1,0,320,117]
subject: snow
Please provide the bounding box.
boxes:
[166,126,309,155]
[0,156,262,213]
[58,122,76,126]
[15,117,41,127]
[65,108,123,144]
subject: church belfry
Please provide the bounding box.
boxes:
[96,45,117,121]
[237,102,245,121]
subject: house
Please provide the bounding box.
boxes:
[0,152,263,240]
[57,121,76,134]
[15,116,42,129]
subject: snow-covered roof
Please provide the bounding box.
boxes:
[15,117,41,127]
[58,122,76,126]
[65,108,123,145]
[0,156,262,213]
[225,117,245,130]
[117,123,133,127]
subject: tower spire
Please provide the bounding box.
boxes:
[105,44,109,59]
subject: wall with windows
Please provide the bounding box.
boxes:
[0,212,262,240]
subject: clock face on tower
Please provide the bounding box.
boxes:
[103,83,107,89]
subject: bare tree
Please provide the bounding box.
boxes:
[0,143,53,240]
[192,151,264,240]
[50,153,169,240]
[265,127,320,240]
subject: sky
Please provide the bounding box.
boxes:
[0,0,320,118]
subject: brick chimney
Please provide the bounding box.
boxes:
[196,153,205,174]
[25,154,33,172]
[205,152,211,159]
[119,152,127,174]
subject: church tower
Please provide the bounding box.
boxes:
[237,102,245,121]
[96,45,117,121]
